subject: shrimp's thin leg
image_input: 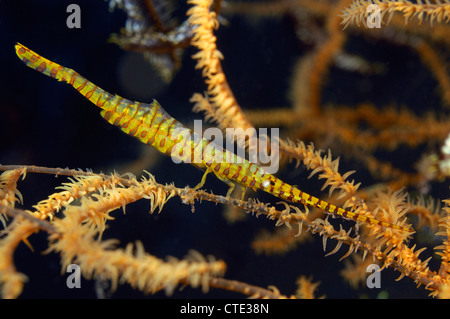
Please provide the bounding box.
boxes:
[214,172,236,197]
[226,183,235,198]
[211,170,246,199]
[194,169,211,190]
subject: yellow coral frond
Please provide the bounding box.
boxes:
[47,209,226,295]
[296,276,323,299]
[187,0,254,135]
[0,169,26,227]
[341,0,450,29]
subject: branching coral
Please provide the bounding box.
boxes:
[2,0,450,299]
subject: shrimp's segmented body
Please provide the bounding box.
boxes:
[15,43,413,233]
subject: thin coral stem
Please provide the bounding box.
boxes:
[0,204,56,233]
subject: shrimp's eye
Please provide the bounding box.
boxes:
[262,180,271,188]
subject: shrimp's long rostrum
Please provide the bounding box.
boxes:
[15,43,413,233]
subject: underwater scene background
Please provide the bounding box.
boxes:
[1,0,449,299]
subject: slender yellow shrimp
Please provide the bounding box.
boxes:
[15,43,413,233]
